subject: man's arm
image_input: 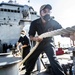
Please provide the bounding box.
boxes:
[21,45,28,49]
[69,33,75,41]
[16,42,22,50]
[30,36,43,42]
[61,33,70,37]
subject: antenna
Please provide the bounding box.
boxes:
[28,0,30,6]
[9,0,13,2]
[8,0,13,3]
[14,0,16,3]
[15,0,16,3]
[28,0,30,3]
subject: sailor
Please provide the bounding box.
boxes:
[17,30,30,70]
[25,4,66,75]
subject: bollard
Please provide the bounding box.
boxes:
[0,56,21,75]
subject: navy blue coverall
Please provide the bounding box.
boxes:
[25,18,65,75]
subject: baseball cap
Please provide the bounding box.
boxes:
[40,4,52,12]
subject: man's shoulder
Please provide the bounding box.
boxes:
[50,18,57,22]
[49,18,62,29]
[50,18,59,24]
[24,35,28,38]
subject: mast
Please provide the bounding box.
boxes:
[8,0,13,3]
[14,0,16,3]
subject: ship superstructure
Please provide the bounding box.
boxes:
[0,0,39,48]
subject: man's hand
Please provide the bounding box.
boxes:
[30,36,43,42]
[70,33,75,41]
[20,46,23,50]
[34,36,43,42]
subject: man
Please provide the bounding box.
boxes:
[25,4,66,75]
[17,30,30,70]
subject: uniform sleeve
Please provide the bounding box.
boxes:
[18,37,21,42]
[29,21,36,37]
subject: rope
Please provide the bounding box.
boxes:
[19,26,75,66]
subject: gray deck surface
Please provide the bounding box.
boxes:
[20,51,73,75]
[0,56,21,67]
[20,71,51,75]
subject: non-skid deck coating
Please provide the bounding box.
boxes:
[20,50,73,75]
[20,71,51,75]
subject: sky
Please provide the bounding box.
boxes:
[0,0,75,47]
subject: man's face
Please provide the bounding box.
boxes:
[20,32,26,37]
[21,31,26,35]
[40,8,51,22]
[40,8,50,17]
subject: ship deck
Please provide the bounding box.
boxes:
[20,71,52,75]
[19,49,73,75]
[0,49,73,75]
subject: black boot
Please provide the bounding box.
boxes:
[25,72,30,75]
